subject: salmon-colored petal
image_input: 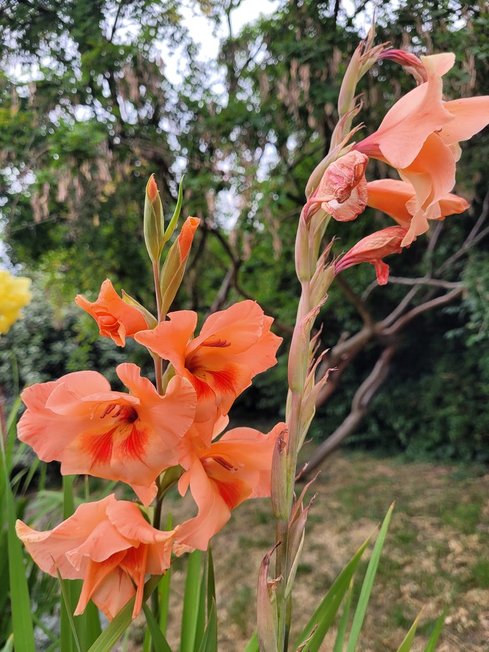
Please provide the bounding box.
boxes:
[19,366,195,503]
[420,52,455,77]
[134,311,198,373]
[75,279,148,346]
[439,193,470,217]
[359,71,453,169]
[74,552,126,616]
[192,300,264,354]
[367,179,413,226]
[76,562,134,621]
[15,495,116,579]
[174,460,232,552]
[440,97,489,145]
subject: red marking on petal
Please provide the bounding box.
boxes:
[120,425,148,461]
[208,368,237,394]
[200,338,231,348]
[85,429,116,466]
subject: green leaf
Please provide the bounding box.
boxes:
[142,603,173,652]
[158,516,173,636]
[332,581,353,652]
[243,633,259,652]
[88,575,160,652]
[396,612,421,652]
[58,573,82,652]
[197,599,217,652]
[163,175,185,245]
[423,612,445,652]
[294,538,370,651]
[345,503,395,652]
[207,547,216,619]
[60,476,77,652]
[0,427,36,652]
[180,550,202,652]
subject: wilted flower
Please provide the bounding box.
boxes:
[335,226,408,285]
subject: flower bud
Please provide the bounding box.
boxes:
[159,217,200,316]
[144,174,165,263]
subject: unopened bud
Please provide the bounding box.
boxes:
[159,216,200,316]
[144,175,165,263]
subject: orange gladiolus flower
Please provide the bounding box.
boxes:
[135,300,282,420]
[367,179,469,228]
[356,53,489,246]
[75,279,148,346]
[174,421,286,552]
[17,363,196,505]
[335,226,407,285]
[16,495,174,620]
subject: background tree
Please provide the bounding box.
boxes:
[1,0,488,462]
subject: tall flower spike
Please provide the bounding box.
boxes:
[17,363,196,504]
[75,279,149,347]
[16,495,174,620]
[335,226,408,285]
[135,300,282,421]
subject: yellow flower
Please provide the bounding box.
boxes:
[0,270,32,334]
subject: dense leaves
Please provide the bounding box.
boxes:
[1,0,488,462]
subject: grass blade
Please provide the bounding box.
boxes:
[295,538,370,651]
[158,515,173,636]
[180,550,202,652]
[207,547,216,619]
[243,633,259,652]
[396,612,421,652]
[58,573,82,652]
[333,581,353,652]
[423,611,445,652]
[142,603,172,652]
[1,414,35,652]
[345,503,395,652]
[197,599,217,652]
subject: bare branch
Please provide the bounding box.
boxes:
[302,346,396,478]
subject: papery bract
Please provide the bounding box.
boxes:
[75,279,148,346]
[135,300,282,420]
[174,421,287,552]
[18,363,196,504]
[335,225,408,285]
[367,179,469,228]
[16,495,174,620]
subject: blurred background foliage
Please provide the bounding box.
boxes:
[1,0,488,462]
